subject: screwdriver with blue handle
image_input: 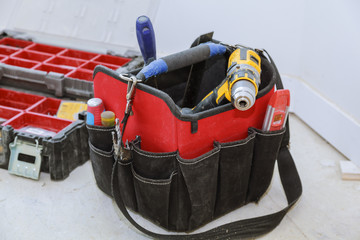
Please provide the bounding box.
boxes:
[136,15,156,65]
[135,16,226,83]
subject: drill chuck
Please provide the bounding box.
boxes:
[231,80,256,111]
[182,46,261,114]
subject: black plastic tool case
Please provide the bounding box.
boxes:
[0,36,134,180]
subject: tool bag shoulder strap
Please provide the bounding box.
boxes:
[111,146,301,239]
[108,51,302,239]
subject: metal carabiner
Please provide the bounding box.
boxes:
[119,74,141,115]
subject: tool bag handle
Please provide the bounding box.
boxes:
[110,50,302,239]
[136,42,226,81]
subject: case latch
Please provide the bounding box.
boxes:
[8,137,43,180]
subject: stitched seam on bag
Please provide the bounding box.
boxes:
[87,126,114,132]
[133,148,177,158]
[177,149,220,165]
[89,142,113,157]
[132,169,177,185]
[220,135,256,149]
[110,161,116,199]
[256,130,285,137]
[117,160,132,166]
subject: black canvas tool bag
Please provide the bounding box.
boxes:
[87,37,302,239]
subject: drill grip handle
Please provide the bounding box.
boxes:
[136,43,226,81]
[190,91,218,113]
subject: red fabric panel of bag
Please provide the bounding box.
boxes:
[94,71,274,159]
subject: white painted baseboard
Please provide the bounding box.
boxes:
[281,75,360,167]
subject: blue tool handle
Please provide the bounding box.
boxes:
[136,16,156,65]
[136,42,226,81]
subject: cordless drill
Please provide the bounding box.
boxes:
[184,47,261,113]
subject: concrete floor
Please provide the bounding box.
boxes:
[0,114,359,240]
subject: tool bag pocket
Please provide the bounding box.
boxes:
[87,124,115,196]
[100,127,286,232]
[246,128,286,203]
[130,138,178,229]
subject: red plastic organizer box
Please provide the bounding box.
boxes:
[0,37,131,82]
[0,88,72,135]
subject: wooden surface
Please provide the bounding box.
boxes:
[340,160,360,181]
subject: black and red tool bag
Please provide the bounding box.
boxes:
[87,35,302,239]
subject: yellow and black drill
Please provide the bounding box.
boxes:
[184,46,261,113]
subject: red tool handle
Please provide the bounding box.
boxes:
[262,89,290,131]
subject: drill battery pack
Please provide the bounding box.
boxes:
[88,35,302,238]
[0,35,134,180]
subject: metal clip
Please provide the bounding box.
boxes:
[112,120,132,160]
[112,74,141,160]
[8,137,43,180]
[119,145,132,162]
[119,74,141,115]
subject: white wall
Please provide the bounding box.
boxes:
[154,0,360,124]
[299,0,360,122]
